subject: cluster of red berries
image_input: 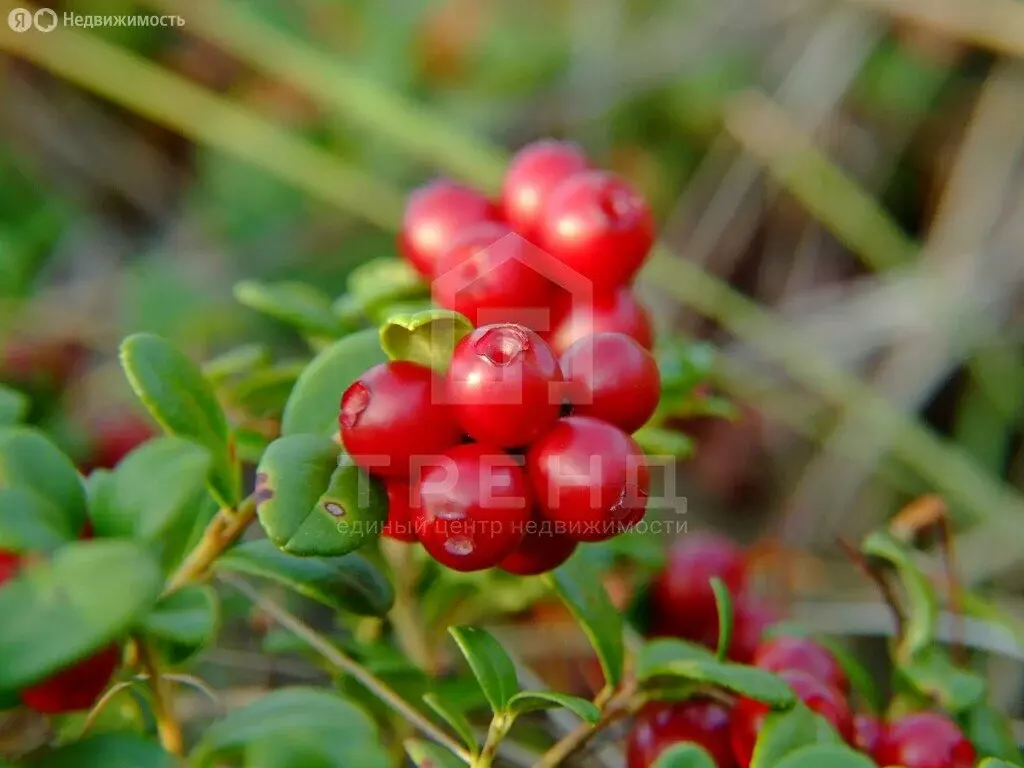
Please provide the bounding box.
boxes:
[400,139,655,354]
[0,525,122,716]
[340,324,659,574]
[630,534,977,768]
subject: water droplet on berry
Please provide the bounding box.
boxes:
[474,325,529,366]
[340,382,371,428]
[444,536,474,556]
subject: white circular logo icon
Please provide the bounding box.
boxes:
[7,7,32,32]
[34,7,57,32]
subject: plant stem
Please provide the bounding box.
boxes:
[474,713,513,768]
[535,684,638,768]
[220,574,473,764]
[164,495,258,595]
[137,640,184,757]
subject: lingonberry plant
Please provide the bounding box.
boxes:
[0,140,1019,768]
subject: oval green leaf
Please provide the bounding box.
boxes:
[347,256,427,313]
[0,487,73,552]
[379,308,472,372]
[191,687,389,768]
[448,626,519,714]
[899,647,986,714]
[545,553,625,688]
[508,691,600,723]
[773,744,877,768]
[404,740,467,768]
[751,704,821,768]
[229,363,305,418]
[202,343,271,383]
[0,540,162,689]
[119,334,238,508]
[234,280,343,337]
[141,585,218,665]
[216,539,393,616]
[632,426,696,458]
[637,638,716,680]
[710,577,734,661]
[965,705,1022,764]
[0,427,86,535]
[23,734,175,768]
[0,385,28,427]
[281,329,386,437]
[423,693,479,754]
[652,743,717,768]
[255,435,386,556]
[643,658,796,709]
[978,760,1023,768]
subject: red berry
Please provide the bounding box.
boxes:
[538,170,654,291]
[501,140,589,240]
[498,512,577,575]
[527,416,648,542]
[21,644,120,714]
[340,361,462,478]
[432,223,556,328]
[412,444,531,571]
[382,480,418,542]
[726,594,777,664]
[851,713,883,760]
[446,324,562,449]
[628,700,737,768]
[753,636,848,694]
[561,332,661,434]
[875,712,976,768]
[0,551,20,586]
[650,534,747,639]
[400,179,499,278]
[548,287,654,355]
[731,670,852,768]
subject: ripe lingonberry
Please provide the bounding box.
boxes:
[21,644,121,714]
[851,713,883,760]
[875,712,976,768]
[650,533,747,640]
[561,332,661,434]
[432,223,555,328]
[538,170,654,291]
[548,287,654,355]
[382,480,418,542]
[498,513,577,576]
[412,444,532,572]
[0,550,19,585]
[527,416,648,542]
[628,699,737,768]
[400,179,499,278]
[501,140,589,240]
[731,670,852,768]
[725,594,777,664]
[340,361,461,478]
[446,324,562,449]
[753,636,848,694]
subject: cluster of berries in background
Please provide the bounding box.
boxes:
[339,140,664,574]
[629,533,977,768]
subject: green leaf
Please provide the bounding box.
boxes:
[23,733,175,768]
[508,691,600,723]
[899,647,986,713]
[202,343,271,383]
[652,743,717,768]
[423,693,479,753]
[191,687,389,768]
[657,343,716,398]
[0,385,28,426]
[632,426,696,458]
[216,539,394,616]
[0,427,86,535]
[773,744,877,768]
[710,577,733,661]
[861,530,937,659]
[965,705,1022,764]
[379,308,472,372]
[636,638,716,679]
[281,329,387,437]
[979,760,1023,768]
[545,554,625,688]
[229,363,304,418]
[0,487,73,552]
[0,540,161,689]
[140,585,218,665]
[254,435,386,556]
[234,280,344,337]
[642,658,796,708]
[119,334,238,508]
[751,704,821,768]
[404,740,467,768]
[347,256,427,312]
[106,437,211,542]
[448,626,519,714]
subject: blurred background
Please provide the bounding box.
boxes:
[1,0,1024,744]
